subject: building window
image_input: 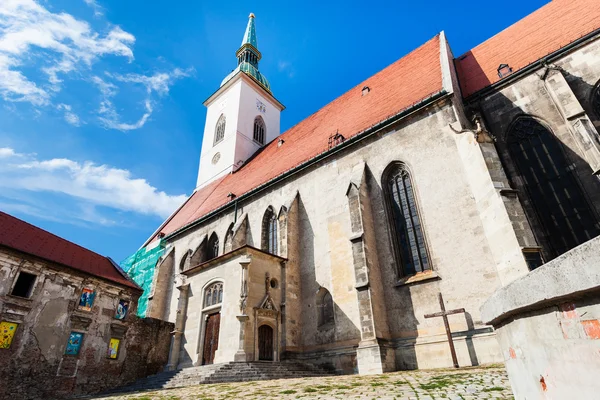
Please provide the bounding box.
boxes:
[65,332,84,355]
[224,224,234,253]
[108,338,121,359]
[115,299,130,320]
[253,116,266,145]
[10,271,36,298]
[383,162,430,277]
[261,207,278,255]
[214,114,226,145]
[207,232,219,260]
[0,321,18,349]
[523,250,543,271]
[204,282,223,308]
[507,117,599,257]
[78,288,96,312]
[317,288,334,327]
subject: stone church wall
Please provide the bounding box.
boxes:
[0,247,173,400]
[478,35,600,261]
[159,93,518,371]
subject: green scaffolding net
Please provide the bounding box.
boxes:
[120,239,165,317]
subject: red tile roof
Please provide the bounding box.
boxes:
[154,34,444,239]
[0,212,140,290]
[456,0,600,98]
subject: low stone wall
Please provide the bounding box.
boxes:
[0,317,173,400]
[481,236,600,400]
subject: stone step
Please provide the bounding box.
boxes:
[102,361,335,395]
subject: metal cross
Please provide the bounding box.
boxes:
[424,292,466,368]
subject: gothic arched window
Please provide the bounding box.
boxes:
[207,232,219,260]
[383,162,430,277]
[507,117,599,257]
[261,207,278,255]
[317,288,334,327]
[204,282,223,308]
[214,114,226,145]
[224,224,234,253]
[253,116,266,145]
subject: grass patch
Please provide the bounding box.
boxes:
[371,382,385,387]
[420,379,454,390]
[350,382,362,387]
[280,389,297,394]
[335,385,352,390]
[483,387,505,392]
[303,387,318,393]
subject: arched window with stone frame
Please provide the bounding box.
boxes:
[214,114,226,145]
[505,116,599,257]
[253,116,266,145]
[261,206,278,255]
[204,281,223,308]
[382,162,431,277]
[207,232,219,260]
[316,288,334,328]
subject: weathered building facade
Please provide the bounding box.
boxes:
[0,212,173,400]
[139,0,600,375]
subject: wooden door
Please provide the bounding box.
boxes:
[258,325,273,361]
[202,313,220,365]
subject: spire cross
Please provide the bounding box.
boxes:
[424,292,466,368]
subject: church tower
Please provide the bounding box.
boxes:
[196,13,285,189]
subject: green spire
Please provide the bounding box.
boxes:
[222,13,271,94]
[241,13,258,49]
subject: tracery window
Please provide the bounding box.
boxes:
[214,114,226,145]
[261,207,278,255]
[384,162,430,277]
[204,282,223,308]
[207,232,219,260]
[507,117,599,257]
[317,288,334,327]
[253,116,266,145]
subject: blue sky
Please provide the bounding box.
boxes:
[0,0,549,262]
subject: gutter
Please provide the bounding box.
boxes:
[464,27,600,104]
[165,89,451,241]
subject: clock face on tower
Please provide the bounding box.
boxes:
[256,99,266,113]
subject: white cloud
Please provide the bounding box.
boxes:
[95,69,191,131]
[278,60,295,78]
[57,103,81,126]
[0,147,187,219]
[83,0,103,17]
[0,0,135,105]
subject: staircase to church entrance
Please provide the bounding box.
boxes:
[102,361,336,395]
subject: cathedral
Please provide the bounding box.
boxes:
[137,0,600,375]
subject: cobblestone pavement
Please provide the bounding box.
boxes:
[93,365,513,400]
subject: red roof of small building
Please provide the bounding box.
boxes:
[456,0,600,98]
[154,34,444,239]
[0,211,139,290]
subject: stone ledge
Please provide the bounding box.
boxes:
[394,270,440,287]
[481,236,600,325]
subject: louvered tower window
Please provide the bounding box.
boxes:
[253,116,266,145]
[507,117,599,257]
[214,115,226,145]
[385,163,430,276]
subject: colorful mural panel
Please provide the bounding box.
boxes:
[115,299,129,320]
[78,288,95,311]
[108,338,120,359]
[65,332,84,355]
[0,321,18,349]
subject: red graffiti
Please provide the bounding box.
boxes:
[582,320,600,340]
[509,347,516,359]
[540,376,547,391]
[560,302,577,319]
